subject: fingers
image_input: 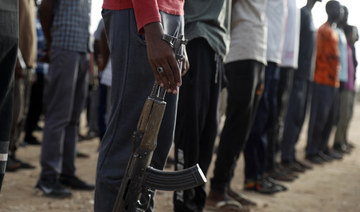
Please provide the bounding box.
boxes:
[163,62,178,93]
[168,56,181,89]
[152,62,178,94]
[150,64,164,87]
[181,58,190,76]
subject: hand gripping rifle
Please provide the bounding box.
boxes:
[112,34,207,212]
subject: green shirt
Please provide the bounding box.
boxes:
[184,0,231,60]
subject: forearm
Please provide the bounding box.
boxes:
[38,0,55,47]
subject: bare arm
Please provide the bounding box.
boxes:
[38,0,54,49]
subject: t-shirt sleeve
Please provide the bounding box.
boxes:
[132,0,161,33]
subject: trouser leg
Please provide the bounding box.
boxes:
[319,88,337,151]
[62,53,89,177]
[0,41,17,190]
[281,79,308,162]
[306,84,335,156]
[173,38,222,212]
[266,67,294,171]
[210,60,265,192]
[244,63,278,180]
[25,72,44,140]
[41,49,87,180]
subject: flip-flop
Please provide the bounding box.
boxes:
[205,200,248,212]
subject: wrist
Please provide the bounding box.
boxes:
[144,22,163,39]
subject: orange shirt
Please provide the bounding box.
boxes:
[314,22,340,87]
[103,0,184,33]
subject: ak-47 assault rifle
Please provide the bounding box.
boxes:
[112,33,207,212]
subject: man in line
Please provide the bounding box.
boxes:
[206,0,267,210]
[281,0,322,168]
[7,0,38,172]
[305,0,342,163]
[36,0,94,198]
[172,1,231,211]
[94,0,189,211]
[333,7,357,154]
[244,0,289,194]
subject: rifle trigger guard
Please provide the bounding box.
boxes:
[136,191,152,211]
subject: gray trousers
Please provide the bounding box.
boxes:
[40,48,89,179]
[95,9,182,212]
[334,89,355,144]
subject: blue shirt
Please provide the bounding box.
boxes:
[337,28,348,82]
[51,0,91,53]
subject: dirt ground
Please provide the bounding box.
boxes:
[1,102,360,212]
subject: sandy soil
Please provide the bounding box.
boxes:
[1,103,360,212]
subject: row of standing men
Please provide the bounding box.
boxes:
[0,0,358,212]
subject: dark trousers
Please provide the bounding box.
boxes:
[98,83,108,140]
[210,60,265,192]
[25,72,45,140]
[173,38,223,212]
[306,83,337,156]
[0,42,17,190]
[40,48,89,179]
[281,78,311,162]
[244,62,279,180]
[0,0,18,190]
[266,67,294,171]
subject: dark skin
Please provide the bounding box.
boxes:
[144,22,189,94]
[325,1,342,25]
[305,0,321,11]
[38,0,54,63]
[95,28,110,71]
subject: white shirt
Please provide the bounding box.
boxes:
[280,0,300,68]
[100,60,112,87]
[225,0,268,65]
[266,0,286,64]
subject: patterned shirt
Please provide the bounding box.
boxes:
[51,0,91,53]
[314,22,340,87]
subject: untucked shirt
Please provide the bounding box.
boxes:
[184,0,231,60]
[314,22,340,87]
[295,7,316,81]
[337,28,348,82]
[266,0,286,64]
[103,0,184,33]
[51,0,91,53]
[225,0,268,65]
[280,0,300,68]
